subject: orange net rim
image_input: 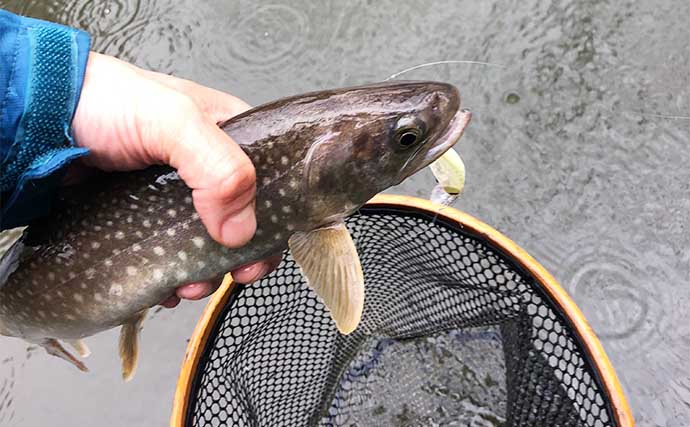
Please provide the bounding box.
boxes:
[170,194,634,427]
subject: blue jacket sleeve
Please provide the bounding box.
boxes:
[0,9,91,230]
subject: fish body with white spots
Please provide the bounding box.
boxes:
[0,81,471,379]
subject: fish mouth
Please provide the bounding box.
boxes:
[405,108,473,176]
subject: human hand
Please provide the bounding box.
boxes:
[70,52,280,307]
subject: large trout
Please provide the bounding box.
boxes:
[0,81,471,379]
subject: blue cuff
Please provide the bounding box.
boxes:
[0,10,91,229]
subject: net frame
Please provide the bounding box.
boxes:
[171,194,633,427]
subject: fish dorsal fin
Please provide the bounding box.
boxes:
[119,309,148,382]
[288,222,364,334]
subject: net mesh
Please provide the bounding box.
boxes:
[184,205,616,427]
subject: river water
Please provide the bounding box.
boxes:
[0,1,688,426]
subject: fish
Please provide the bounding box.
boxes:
[0,81,472,380]
[429,147,466,206]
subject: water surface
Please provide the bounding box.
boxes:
[0,1,688,426]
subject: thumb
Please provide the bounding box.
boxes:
[164,105,257,248]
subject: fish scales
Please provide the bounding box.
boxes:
[0,81,471,377]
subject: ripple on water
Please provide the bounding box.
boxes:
[0,0,71,21]
[64,0,142,38]
[225,4,309,68]
[562,238,672,358]
[94,1,199,73]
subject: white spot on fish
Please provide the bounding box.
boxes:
[167,209,177,218]
[65,314,76,321]
[115,231,125,240]
[109,284,123,297]
[155,171,180,185]
[166,228,176,236]
[48,272,56,281]
[262,177,271,186]
[153,269,164,281]
[148,185,159,191]
[56,243,76,259]
[106,221,114,226]
[192,237,205,248]
[148,195,158,202]
[142,220,151,228]
[135,230,144,238]
[130,204,139,210]
[91,241,101,249]
[82,253,91,259]
[80,283,88,289]
[86,268,96,279]
[154,246,166,256]
[104,259,113,267]
[281,156,288,165]
[192,212,200,220]
[68,272,77,280]
[129,195,140,201]
[287,224,295,231]
[270,214,278,223]
[132,244,142,252]
[197,261,206,269]
[184,196,192,204]
[175,270,188,280]
[256,229,264,236]
[94,225,102,232]
[94,293,104,302]
[127,216,133,223]
[274,233,282,240]
[282,205,291,213]
[289,179,298,189]
[156,219,164,226]
[265,200,272,208]
[126,266,138,276]
[278,189,286,197]
[73,294,84,303]
[178,251,188,261]
[38,310,46,319]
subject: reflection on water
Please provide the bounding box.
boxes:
[0,0,688,425]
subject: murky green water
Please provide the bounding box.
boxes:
[0,1,688,426]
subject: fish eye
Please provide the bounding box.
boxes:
[395,127,423,148]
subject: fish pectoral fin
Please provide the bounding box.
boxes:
[39,338,89,372]
[119,309,148,382]
[67,339,91,358]
[288,222,364,335]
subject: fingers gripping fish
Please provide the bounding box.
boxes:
[0,81,471,380]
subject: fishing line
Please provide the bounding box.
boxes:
[385,60,506,81]
[386,59,690,121]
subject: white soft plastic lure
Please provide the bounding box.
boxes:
[429,147,466,206]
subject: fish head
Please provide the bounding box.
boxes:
[302,80,471,224]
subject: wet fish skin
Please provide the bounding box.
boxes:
[0,81,468,371]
